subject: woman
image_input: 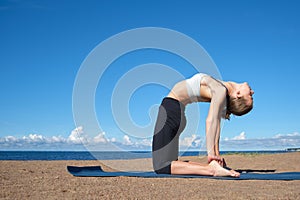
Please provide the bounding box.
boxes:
[152,73,254,177]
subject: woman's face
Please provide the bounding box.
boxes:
[238,82,254,105]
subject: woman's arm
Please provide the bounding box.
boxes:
[205,79,227,160]
[206,100,222,156]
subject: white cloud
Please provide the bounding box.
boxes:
[66,127,111,145]
[112,136,152,149]
[273,132,300,139]
[67,126,88,144]
[50,135,66,143]
[232,132,246,140]
[138,139,152,147]
[0,130,299,151]
[180,134,197,147]
[123,135,133,145]
[221,132,300,150]
[4,136,18,143]
[93,132,108,144]
[179,134,204,149]
[222,132,246,142]
[23,134,45,143]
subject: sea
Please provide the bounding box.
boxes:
[0,150,288,160]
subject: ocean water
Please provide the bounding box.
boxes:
[0,150,287,160]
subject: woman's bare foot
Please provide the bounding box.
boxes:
[209,161,240,177]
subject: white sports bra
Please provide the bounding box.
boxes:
[185,73,205,103]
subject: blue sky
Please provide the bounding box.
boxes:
[0,0,299,151]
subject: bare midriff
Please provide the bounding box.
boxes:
[167,80,211,106]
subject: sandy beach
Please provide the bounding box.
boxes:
[1,152,300,199]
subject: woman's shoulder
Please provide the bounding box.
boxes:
[203,75,227,95]
[186,73,205,80]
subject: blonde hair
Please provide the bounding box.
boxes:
[225,96,253,120]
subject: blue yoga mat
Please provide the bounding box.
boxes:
[67,166,300,180]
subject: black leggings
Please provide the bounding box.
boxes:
[152,97,186,174]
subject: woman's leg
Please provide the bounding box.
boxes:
[152,98,185,174]
[184,160,240,176]
[171,160,240,177]
[171,160,213,176]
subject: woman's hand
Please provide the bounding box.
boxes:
[208,155,227,167]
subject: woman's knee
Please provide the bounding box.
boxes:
[154,164,171,174]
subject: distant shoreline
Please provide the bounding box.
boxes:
[0,150,292,161]
[285,147,300,152]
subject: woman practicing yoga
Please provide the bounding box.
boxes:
[152,73,254,177]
